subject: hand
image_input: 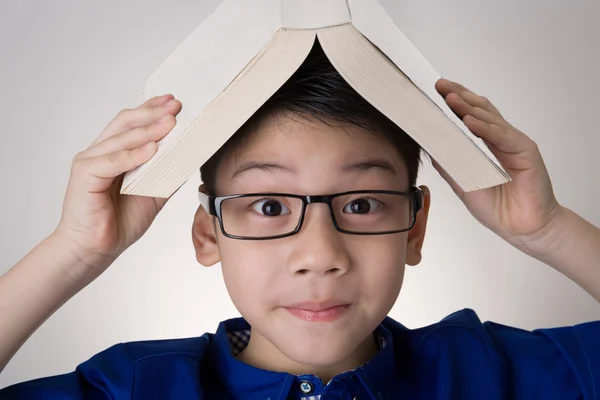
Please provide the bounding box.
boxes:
[53,94,182,277]
[433,78,563,253]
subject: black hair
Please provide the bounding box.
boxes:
[200,40,422,196]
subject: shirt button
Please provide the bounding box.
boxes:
[299,381,313,394]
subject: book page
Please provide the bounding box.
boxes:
[318,24,508,191]
[123,0,280,187]
[349,0,508,178]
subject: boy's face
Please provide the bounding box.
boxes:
[193,113,430,370]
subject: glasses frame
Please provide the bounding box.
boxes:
[198,187,424,241]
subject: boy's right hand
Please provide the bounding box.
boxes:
[53,94,182,279]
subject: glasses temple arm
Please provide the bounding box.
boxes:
[198,191,210,212]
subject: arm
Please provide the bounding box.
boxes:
[531,206,600,302]
[0,94,180,374]
[0,232,98,373]
[434,78,600,303]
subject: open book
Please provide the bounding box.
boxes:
[121,0,510,198]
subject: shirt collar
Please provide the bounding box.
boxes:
[208,316,403,400]
[356,318,401,397]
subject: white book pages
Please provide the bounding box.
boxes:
[123,0,280,188]
[348,0,507,180]
[318,24,507,191]
[122,0,509,197]
[123,29,317,197]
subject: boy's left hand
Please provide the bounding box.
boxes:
[433,78,563,254]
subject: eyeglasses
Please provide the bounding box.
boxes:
[198,187,423,240]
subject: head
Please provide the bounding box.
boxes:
[192,42,431,376]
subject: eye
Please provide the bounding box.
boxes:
[251,198,291,217]
[343,198,382,214]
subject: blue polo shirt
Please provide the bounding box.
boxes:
[1,308,598,399]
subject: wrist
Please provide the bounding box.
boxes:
[510,204,570,260]
[522,205,600,301]
[517,205,594,268]
[47,228,114,285]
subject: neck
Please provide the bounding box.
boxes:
[236,329,379,384]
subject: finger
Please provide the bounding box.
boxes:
[435,78,462,97]
[91,98,181,147]
[445,93,512,130]
[448,80,476,93]
[436,79,503,118]
[73,143,158,193]
[452,90,503,118]
[140,94,174,109]
[431,158,465,200]
[81,114,175,159]
[463,115,535,156]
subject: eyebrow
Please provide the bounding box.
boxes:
[231,161,296,181]
[230,158,397,181]
[341,158,398,176]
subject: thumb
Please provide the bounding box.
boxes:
[431,158,465,200]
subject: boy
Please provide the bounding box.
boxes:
[0,44,599,399]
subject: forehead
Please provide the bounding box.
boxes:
[216,113,410,193]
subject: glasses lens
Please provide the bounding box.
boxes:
[220,195,304,238]
[332,192,414,233]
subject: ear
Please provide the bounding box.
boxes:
[405,185,431,266]
[192,184,221,266]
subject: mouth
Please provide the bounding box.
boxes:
[283,301,352,322]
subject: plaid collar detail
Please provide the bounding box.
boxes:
[227,328,387,357]
[210,317,399,400]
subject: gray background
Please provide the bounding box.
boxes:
[1,0,599,388]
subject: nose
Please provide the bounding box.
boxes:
[287,203,351,276]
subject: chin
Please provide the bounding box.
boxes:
[280,333,362,367]
[271,317,371,367]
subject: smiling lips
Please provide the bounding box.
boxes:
[284,301,351,322]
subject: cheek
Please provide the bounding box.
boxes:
[353,234,407,305]
[218,240,281,314]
